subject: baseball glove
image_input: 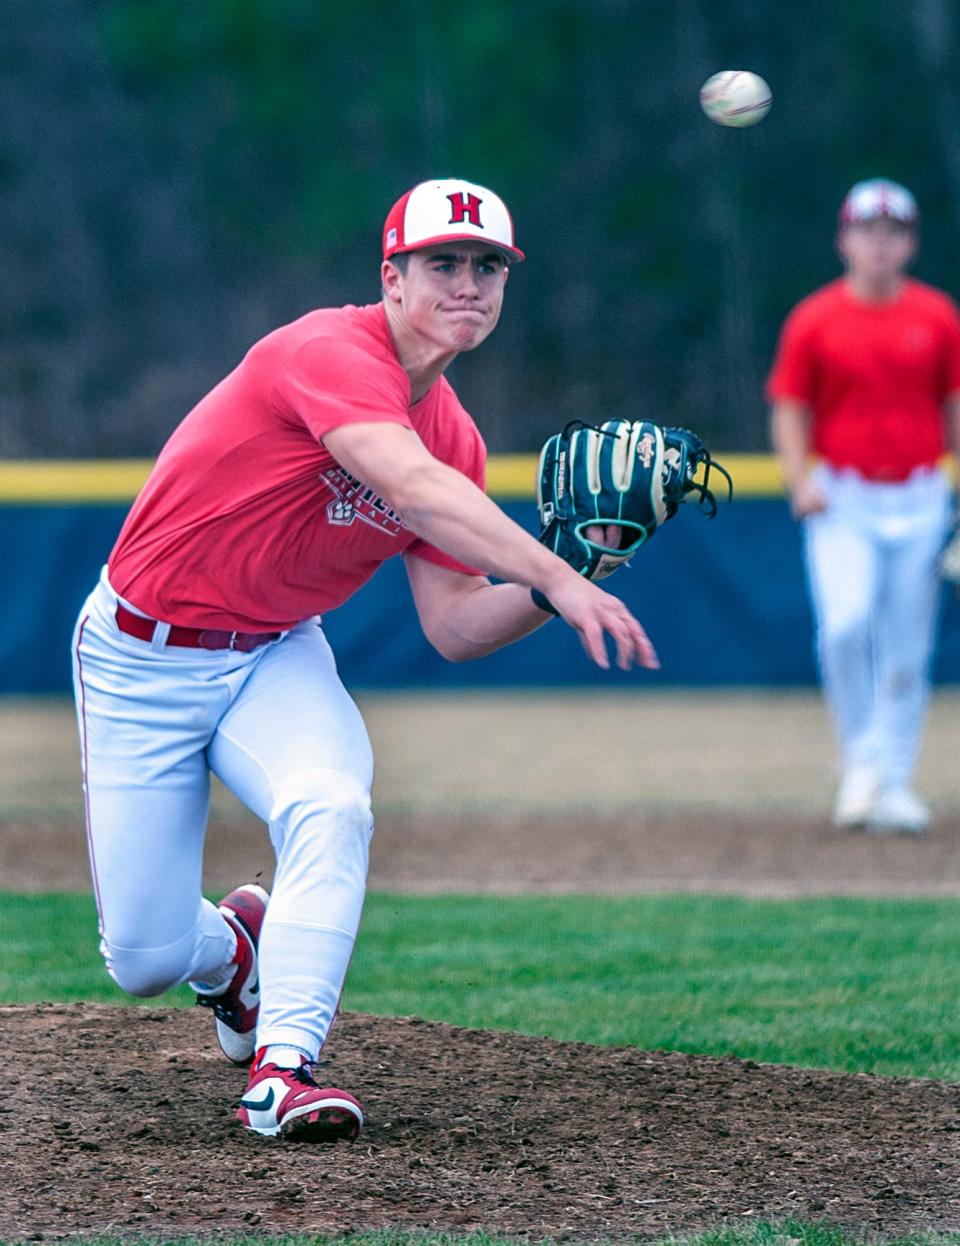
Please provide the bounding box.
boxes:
[531,419,731,613]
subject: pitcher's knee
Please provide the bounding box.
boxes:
[103,942,191,998]
[819,618,870,666]
[270,768,373,846]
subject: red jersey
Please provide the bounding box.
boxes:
[109,302,487,631]
[766,277,960,480]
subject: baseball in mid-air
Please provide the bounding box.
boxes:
[699,70,772,127]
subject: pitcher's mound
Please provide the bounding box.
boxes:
[1,1004,958,1239]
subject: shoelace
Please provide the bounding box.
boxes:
[195,994,241,1027]
[256,1059,332,1085]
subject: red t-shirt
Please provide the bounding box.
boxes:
[766,277,960,480]
[108,302,487,631]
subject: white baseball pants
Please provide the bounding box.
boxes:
[803,465,952,788]
[71,568,374,1060]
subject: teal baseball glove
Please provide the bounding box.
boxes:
[531,419,731,613]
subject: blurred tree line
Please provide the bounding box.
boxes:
[3,0,960,457]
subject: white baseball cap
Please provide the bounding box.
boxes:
[382,178,525,263]
[840,178,918,225]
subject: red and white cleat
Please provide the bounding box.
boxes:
[237,1050,364,1142]
[193,883,269,1064]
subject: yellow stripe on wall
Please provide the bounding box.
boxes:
[0,459,153,502]
[0,453,784,503]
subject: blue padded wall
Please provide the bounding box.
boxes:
[4,501,960,692]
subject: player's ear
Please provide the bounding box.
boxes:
[381,259,404,302]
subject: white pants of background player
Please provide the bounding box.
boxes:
[803,464,952,792]
[71,568,373,1061]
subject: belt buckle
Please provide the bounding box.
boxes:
[196,629,232,650]
[234,632,271,653]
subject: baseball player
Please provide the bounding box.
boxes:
[768,178,960,833]
[71,177,658,1142]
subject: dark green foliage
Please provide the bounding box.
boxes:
[1,0,957,455]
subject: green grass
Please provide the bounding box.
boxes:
[11,1224,960,1246]
[348,893,960,1079]
[4,891,960,1079]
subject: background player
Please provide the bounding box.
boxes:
[768,178,960,833]
[71,178,658,1142]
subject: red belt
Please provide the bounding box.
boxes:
[115,603,282,653]
[826,461,938,483]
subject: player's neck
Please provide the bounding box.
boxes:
[405,356,452,405]
[382,300,457,404]
[844,271,905,304]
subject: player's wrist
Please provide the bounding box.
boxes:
[540,558,583,599]
[530,557,583,617]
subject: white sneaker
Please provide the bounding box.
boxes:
[867,788,931,835]
[191,883,269,1064]
[832,766,881,828]
[237,1050,364,1141]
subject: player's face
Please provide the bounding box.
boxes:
[838,218,916,284]
[388,243,509,353]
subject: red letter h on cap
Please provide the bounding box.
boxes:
[447,192,483,227]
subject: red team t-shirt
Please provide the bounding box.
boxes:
[109,303,487,631]
[766,277,960,481]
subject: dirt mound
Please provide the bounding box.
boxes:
[2,1004,958,1240]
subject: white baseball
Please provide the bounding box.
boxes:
[699,70,772,128]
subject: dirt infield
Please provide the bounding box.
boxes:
[4,690,960,897]
[3,692,960,1238]
[8,806,960,897]
[2,1004,959,1241]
